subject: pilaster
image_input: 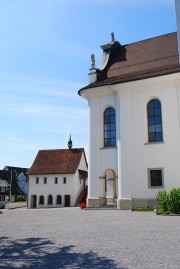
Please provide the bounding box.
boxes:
[87,97,100,206]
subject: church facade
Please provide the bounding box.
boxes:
[79,1,180,209]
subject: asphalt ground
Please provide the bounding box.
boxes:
[0,207,180,269]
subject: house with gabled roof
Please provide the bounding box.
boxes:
[28,139,88,208]
[3,166,29,194]
[0,170,25,205]
[78,1,180,209]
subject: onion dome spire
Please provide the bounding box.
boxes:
[68,135,73,150]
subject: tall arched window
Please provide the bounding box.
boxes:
[56,195,62,204]
[48,195,53,205]
[39,195,44,205]
[147,99,163,142]
[104,107,116,147]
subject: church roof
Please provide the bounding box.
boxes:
[28,148,87,175]
[79,32,180,93]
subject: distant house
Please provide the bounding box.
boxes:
[28,143,88,209]
[0,170,26,204]
[3,166,29,194]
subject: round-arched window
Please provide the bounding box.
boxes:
[104,107,116,147]
[147,99,163,142]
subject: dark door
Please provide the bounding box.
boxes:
[64,195,70,207]
[31,195,37,208]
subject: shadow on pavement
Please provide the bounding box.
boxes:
[0,236,125,269]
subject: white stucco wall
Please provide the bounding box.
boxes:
[127,75,180,199]
[28,174,76,208]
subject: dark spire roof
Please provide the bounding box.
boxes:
[68,135,73,150]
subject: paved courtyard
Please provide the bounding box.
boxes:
[0,207,180,269]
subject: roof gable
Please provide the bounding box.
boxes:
[4,166,29,176]
[28,148,86,175]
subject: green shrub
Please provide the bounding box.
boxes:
[131,207,153,212]
[15,196,27,202]
[156,190,169,212]
[157,188,180,214]
[168,188,180,214]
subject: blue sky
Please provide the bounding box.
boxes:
[0,0,177,168]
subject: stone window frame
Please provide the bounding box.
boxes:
[147,168,164,188]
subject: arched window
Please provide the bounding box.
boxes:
[104,107,116,147]
[39,195,44,205]
[48,195,53,205]
[56,195,62,204]
[147,99,163,142]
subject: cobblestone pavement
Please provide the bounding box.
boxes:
[0,207,180,269]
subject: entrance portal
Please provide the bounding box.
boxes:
[64,195,70,207]
[102,169,116,205]
[31,195,37,208]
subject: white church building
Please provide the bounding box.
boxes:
[78,1,180,209]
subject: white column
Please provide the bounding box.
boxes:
[116,93,123,200]
[116,92,132,209]
[87,97,100,207]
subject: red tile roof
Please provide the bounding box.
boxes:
[79,32,180,93]
[28,148,87,175]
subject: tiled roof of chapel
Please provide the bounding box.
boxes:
[79,32,180,93]
[28,148,87,175]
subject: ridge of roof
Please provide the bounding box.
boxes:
[38,148,84,152]
[123,32,176,47]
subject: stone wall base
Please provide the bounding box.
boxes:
[132,198,159,208]
[87,197,159,209]
[99,197,106,206]
[86,197,100,207]
[117,198,132,210]
[106,197,115,204]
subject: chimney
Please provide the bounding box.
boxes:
[175,0,180,63]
